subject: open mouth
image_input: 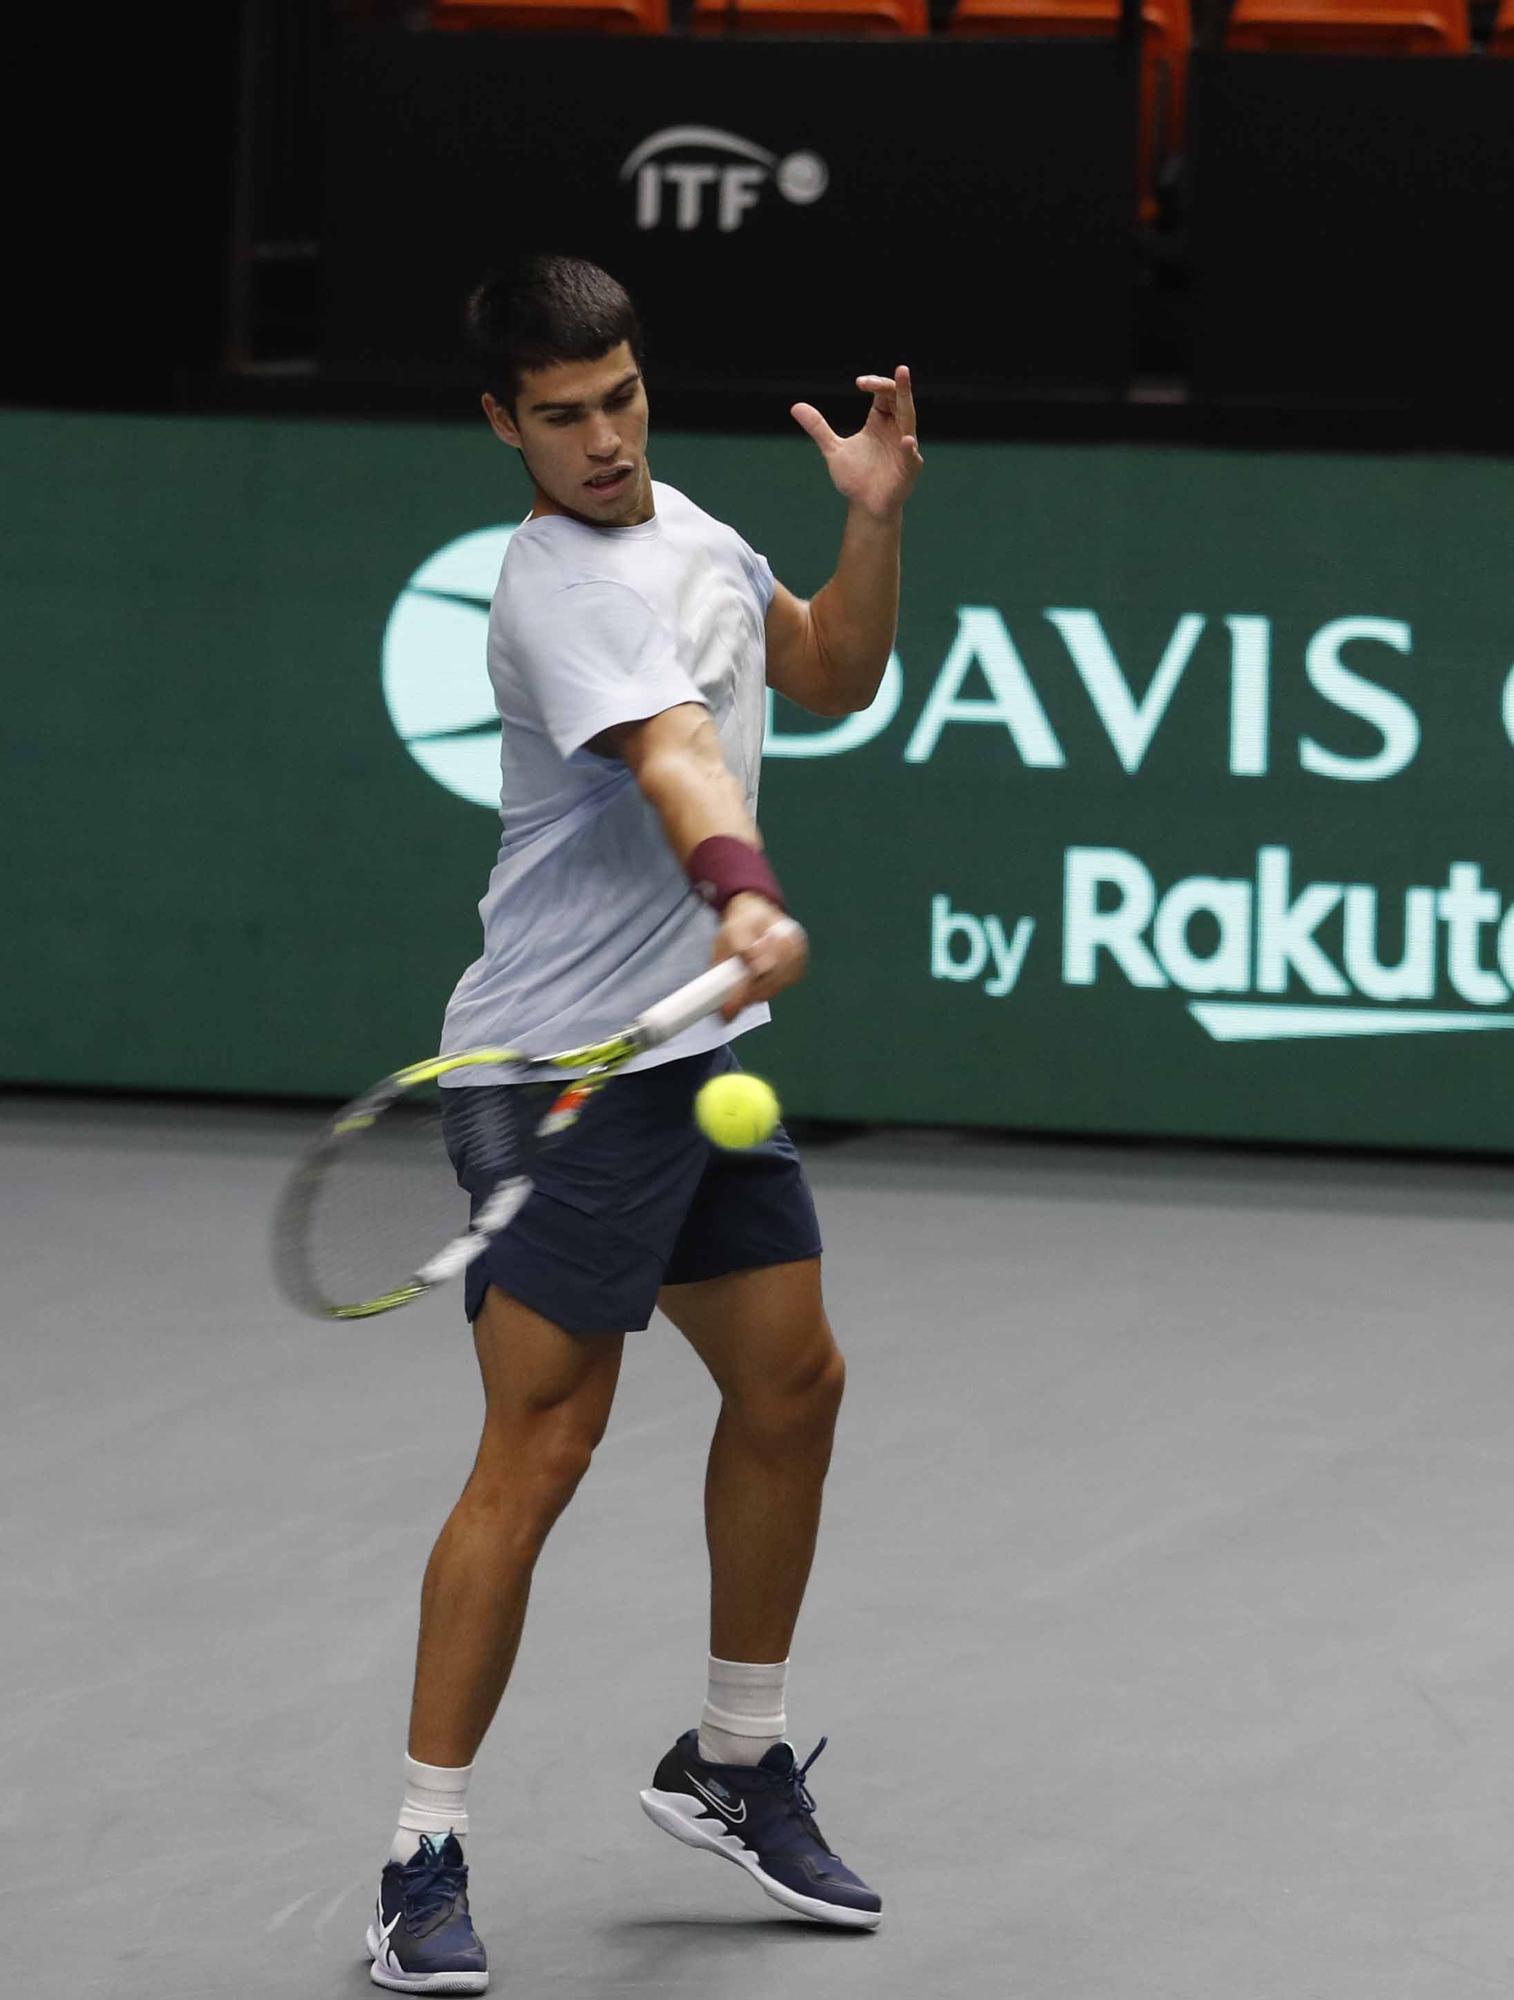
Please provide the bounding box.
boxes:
[585,466,632,497]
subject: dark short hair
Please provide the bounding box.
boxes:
[463,255,645,413]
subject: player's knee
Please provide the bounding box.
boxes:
[811,1342,847,1429]
[468,1416,601,1542]
[522,1434,597,1530]
[806,1339,847,1414]
[730,1335,846,1448]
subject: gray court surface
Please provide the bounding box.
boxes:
[7,1095,1514,1998]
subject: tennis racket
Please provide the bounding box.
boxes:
[272,940,785,1322]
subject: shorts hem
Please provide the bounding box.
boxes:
[466,1271,653,1339]
[662,1239,823,1288]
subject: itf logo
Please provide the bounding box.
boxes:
[620,126,828,232]
[381,527,513,809]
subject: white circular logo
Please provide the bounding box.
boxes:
[382,527,513,809]
[776,151,828,205]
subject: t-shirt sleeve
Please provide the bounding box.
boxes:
[517,579,705,761]
[738,539,777,615]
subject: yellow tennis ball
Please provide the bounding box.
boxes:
[695,1073,781,1150]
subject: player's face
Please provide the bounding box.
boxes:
[483,344,652,527]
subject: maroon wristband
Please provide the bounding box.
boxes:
[686,836,787,916]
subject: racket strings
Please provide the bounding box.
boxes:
[442,1079,530,1187]
[291,1082,530,1316]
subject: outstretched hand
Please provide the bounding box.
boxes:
[790,365,924,520]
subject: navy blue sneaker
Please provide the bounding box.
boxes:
[640,1730,882,1929]
[365,1833,489,1993]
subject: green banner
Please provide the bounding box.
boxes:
[6,409,1514,1150]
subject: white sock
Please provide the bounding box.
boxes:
[390,1755,473,1864]
[697,1655,788,1767]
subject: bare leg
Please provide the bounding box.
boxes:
[657,1258,844,1664]
[406,1286,624,1768]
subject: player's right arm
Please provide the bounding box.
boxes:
[589,703,808,1021]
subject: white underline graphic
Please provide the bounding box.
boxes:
[1189,1004,1514,1043]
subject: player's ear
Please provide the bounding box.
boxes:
[482,393,522,449]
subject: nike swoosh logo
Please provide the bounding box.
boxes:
[684,1770,747,1824]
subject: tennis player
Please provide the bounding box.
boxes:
[366,253,922,1992]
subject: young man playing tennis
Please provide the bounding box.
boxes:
[367,254,922,1992]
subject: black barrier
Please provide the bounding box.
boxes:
[323,27,1138,400]
[1189,52,1514,409]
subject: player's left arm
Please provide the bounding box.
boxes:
[765,365,924,719]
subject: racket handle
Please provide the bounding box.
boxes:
[635,920,803,1047]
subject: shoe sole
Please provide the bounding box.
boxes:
[638,1788,882,1930]
[365,1922,489,1993]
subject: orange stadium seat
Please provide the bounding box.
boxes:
[432,0,668,31]
[1225,0,1468,52]
[690,0,928,33]
[1490,0,1514,48]
[947,0,1191,218]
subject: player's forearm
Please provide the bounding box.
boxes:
[809,502,902,714]
[635,729,763,869]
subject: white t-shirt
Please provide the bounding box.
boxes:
[439,480,777,1078]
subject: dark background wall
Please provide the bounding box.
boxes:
[16,7,1514,449]
[11,11,241,413]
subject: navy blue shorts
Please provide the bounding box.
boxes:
[443,1042,822,1336]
